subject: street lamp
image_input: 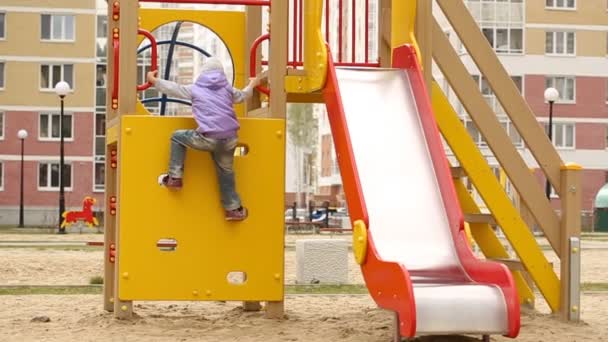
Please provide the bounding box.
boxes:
[17,129,28,228]
[55,81,70,234]
[544,87,559,199]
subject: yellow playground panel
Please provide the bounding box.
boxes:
[136,9,247,116]
[117,115,285,301]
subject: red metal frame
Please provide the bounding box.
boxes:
[337,0,343,63]
[351,0,355,63]
[136,29,158,91]
[249,34,271,95]
[364,0,368,63]
[111,29,157,109]
[111,36,119,109]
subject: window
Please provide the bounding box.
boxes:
[545,76,575,102]
[94,112,106,191]
[469,74,524,115]
[0,13,5,39]
[465,0,524,55]
[38,162,72,190]
[96,65,106,106]
[546,0,576,10]
[464,119,523,148]
[39,113,73,140]
[40,64,73,90]
[0,162,3,191]
[94,162,105,191]
[97,15,107,39]
[481,27,523,54]
[545,31,575,55]
[96,16,108,60]
[0,62,4,89]
[545,122,575,149]
[606,79,608,103]
[41,14,75,41]
[0,112,4,139]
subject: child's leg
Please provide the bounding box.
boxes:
[168,129,214,178]
[211,138,242,211]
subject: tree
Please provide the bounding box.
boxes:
[287,103,318,207]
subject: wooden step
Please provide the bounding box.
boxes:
[247,107,270,118]
[450,166,466,179]
[464,213,497,225]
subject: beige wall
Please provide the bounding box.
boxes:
[1,0,95,10]
[527,0,608,25]
[0,12,95,58]
[577,30,608,57]
[0,61,94,107]
[526,28,546,55]
[526,29,608,57]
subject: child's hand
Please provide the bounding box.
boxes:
[249,76,261,87]
[147,70,158,84]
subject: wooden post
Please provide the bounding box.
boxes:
[559,163,582,320]
[264,0,288,318]
[242,4,264,312]
[268,0,288,119]
[112,0,139,319]
[265,301,285,319]
[103,0,119,313]
[378,0,391,68]
[415,0,432,91]
[103,144,116,312]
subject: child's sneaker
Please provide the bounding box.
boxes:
[158,173,183,189]
[225,207,248,221]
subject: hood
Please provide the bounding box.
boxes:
[195,70,229,90]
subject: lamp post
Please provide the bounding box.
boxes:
[544,87,559,199]
[17,129,28,228]
[55,81,70,234]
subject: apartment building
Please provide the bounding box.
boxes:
[436,0,608,215]
[0,0,99,226]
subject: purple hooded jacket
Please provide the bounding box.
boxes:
[191,70,239,139]
[154,69,253,139]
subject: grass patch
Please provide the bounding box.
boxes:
[0,286,102,296]
[89,276,104,285]
[581,282,608,291]
[2,283,607,296]
[285,284,368,294]
[0,245,102,251]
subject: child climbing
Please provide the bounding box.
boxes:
[147,57,262,221]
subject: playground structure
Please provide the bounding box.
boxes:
[103,0,582,340]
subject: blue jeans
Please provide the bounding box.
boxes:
[169,129,241,210]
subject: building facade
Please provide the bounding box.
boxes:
[0,0,100,226]
[436,0,608,216]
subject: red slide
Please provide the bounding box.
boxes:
[322,45,520,339]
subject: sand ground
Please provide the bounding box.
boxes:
[1,233,607,341]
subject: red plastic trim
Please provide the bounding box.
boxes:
[321,48,416,338]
